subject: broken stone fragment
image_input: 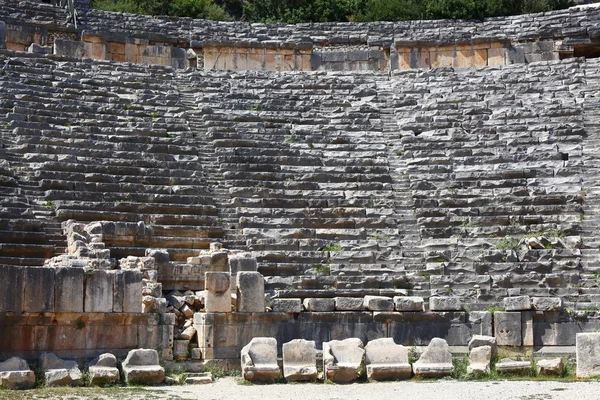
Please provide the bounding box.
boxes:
[323,338,364,383]
[272,298,302,313]
[363,295,394,311]
[536,358,563,375]
[241,337,281,382]
[39,353,83,387]
[504,295,531,311]
[89,353,120,385]
[282,339,318,381]
[365,338,411,380]
[303,297,335,312]
[394,296,424,311]
[468,335,497,358]
[0,357,35,390]
[122,349,165,385]
[495,358,531,374]
[413,338,453,378]
[467,345,491,375]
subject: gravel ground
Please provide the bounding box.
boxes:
[149,378,600,400]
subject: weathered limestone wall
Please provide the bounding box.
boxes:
[1,0,599,71]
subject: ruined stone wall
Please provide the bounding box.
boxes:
[1,0,600,71]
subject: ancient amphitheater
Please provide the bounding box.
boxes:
[2,0,600,388]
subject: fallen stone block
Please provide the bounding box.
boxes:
[323,338,364,383]
[577,333,600,378]
[495,359,531,374]
[0,357,35,390]
[303,298,335,312]
[89,353,120,386]
[536,358,563,375]
[241,337,281,382]
[429,297,462,311]
[394,296,423,311]
[185,372,213,384]
[504,295,531,311]
[122,349,165,385]
[334,297,365,311]
[413,338,453,378]
[467,346,491,375]
[363,295,394,311]
[365,338,411,380]
[468,335,497,358]
[40,353,83,387]
[272,298,302,313]
[282,339,318,381]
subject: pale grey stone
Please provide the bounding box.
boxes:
[413,338,453,378]
[122,349,165,384]
[467,346,491,375]
[282,339,318,381]
[84,270,113,312]
[363,295,394,311]
[323,338,364,383]
[40,353,83,387]
[185,372,213,384]
[494,312,522,346]
[174,340,190,361]
[0,357,35,390]
[532,297,562,311]
[468,335,497,358]
[536,358,563,375]
[241,337,280,382]
[205,272,231,312]
[365,338,411,380]
[303,298,335,312]
[335,297,365,311]
[236,272,265,312]
[576,333,600,378]
[495,358,531,374]
[504,295,531,311]
[89,354,120,385]
[394,296,424,311]
[54,267,84,312]
[272,298,302,313]
[429,297,462,311]
[54,39,85,58]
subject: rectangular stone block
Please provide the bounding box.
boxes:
[272,298,301,313]
[54,267,84,313]
[429,297,462,311]
[494,312,522,346]
[0,21,5,50]
[205,272,231,312]
[236,272,264,313]
[576,333,600,378]
[54,39,85,58]
[504,296,531,311]
[23,267,54,312]
[303,298,335,312]
[0,265,23,312]
[113,270,142,313]
[335,297,365,311]
[85,270,113,312]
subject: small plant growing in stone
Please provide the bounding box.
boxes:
[314,264,330,275]
[76,319,86,330]
[41,200,56,210]
[284,135,299,144]
[487,305,505,315]
[320,243,342,252]
[495,237,520,250]
[369,233,388,241]
[244,103,264,112]
[149,112,161,118]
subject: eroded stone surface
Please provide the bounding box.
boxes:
[413,338,453,378]
[122,349,165,385]
[323,338,364,383]
[89,353,120,386]
[0,357,35,390]
[365,338,411,380]
[467,346,491,375]
[576,333,600,378]
[40,353,83,387]
[241,337,280,382]
[282,339,318,381]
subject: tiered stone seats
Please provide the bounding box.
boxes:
[0,52,223,263]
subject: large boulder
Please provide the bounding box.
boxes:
[39,353,83,387]
[413,338,453,378]
[89,353,120,385]
[241,337,281,382]
[0,357,35,390]
[365,338,411,380]
[122,349,165,385]
[323,338,364,383]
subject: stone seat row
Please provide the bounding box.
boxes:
[0,349,165,390]
[241,337,452,383]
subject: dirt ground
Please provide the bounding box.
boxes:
[8,377,599,400]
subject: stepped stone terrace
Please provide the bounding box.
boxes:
[1,0,600,367]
